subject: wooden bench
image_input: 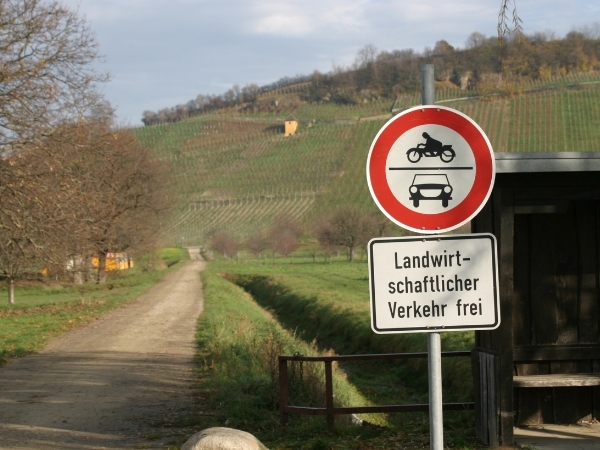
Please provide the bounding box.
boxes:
[511,345,600,425]
[514,373,600,388]
[512,345,600,388]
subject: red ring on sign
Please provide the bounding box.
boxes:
[368,106,494,232]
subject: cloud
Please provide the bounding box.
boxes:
[254,13,313,36]
[247,0,369,37]
[396,2,495,21]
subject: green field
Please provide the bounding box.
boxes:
[195,252,480,449]
[135,71,600,246]
[206,251,474,394]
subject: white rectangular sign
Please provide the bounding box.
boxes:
[368,233,500,334]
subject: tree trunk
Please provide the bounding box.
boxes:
[8,278,15,305]
[96,253,107,284]
[72,254,84,285]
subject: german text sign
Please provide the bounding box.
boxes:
[369,234,500,334]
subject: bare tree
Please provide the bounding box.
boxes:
[371,212,391,237]
[0,135,85,301]
[210,231,239,259]
[577,23,600,40]
[314,207,377,262]
[311,219,338,263]
[271,214,303,239]
[42,118,169,284]
[241,84,260,103]
[0,0,109,299]
[465,32,487,49]
[307,244,320,263]
[0,153,49,303]
[271,229,299,258]
[268,214,302,261]
[354,44,378,69]
[89,129,166,284]
[498,0,523,49]
[142,110,156,126]
[246,231,268,259]
[0,0,108,152]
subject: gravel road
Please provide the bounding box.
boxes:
[0,254,206,449]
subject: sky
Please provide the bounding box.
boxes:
[62,0,600,126]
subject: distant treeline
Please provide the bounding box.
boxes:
[141,75,311,126]
[142,27,600,126]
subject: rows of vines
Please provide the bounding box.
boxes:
[138,71,600,245]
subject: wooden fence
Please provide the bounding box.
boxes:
[279,351,474,430]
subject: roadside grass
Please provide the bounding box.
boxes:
[158,247,187,267]
[193,269,398,449]
[192,252,483,449]
[0,252,188,366]
[211,250,474,397]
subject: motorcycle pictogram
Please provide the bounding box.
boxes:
[406,132,455,163]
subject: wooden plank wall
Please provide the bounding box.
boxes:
[472,184,515,445]
[513,201,600,424]
[472,349,499,446]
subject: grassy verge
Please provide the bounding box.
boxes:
[211,251,474,398]
[193,268,415,449]
[0,248,188,366]
[193,251,483,449]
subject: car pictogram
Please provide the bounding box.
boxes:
[409,174,453,208]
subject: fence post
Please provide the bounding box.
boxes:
[325,361,334,430]
[279,356,289,425]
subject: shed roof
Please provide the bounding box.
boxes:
[285,115,297,122]
[495,152,600,173]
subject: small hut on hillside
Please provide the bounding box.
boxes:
[284,115,298,136]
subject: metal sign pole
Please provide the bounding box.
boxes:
[422,64,435,106]
[428,331,443,450]
[422,63,444,450]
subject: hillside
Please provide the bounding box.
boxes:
[135,70,600,246]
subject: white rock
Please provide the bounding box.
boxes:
[182,427,269,450]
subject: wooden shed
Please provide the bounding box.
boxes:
[471,152,600,446]
[284,115,298,136]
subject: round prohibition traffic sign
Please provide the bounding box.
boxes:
[366,105,495,233]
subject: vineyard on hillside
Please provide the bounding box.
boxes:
[136,71,600,246]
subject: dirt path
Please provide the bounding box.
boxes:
[0,255,206,449]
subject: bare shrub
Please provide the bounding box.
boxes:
[271,229,299,257]
[314,207,377,261]
[268,214,303,259]
[210,231,239,259]
[246,232,268,259]
[311,219,338,263]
